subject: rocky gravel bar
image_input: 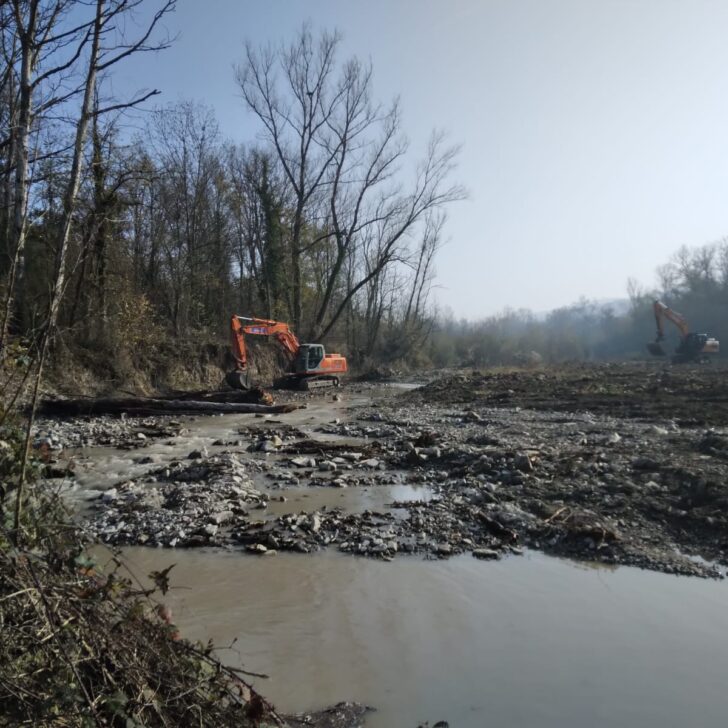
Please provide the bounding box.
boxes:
[38,363,728,578]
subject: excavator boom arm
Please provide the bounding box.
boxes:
[653,300,689,340]
[230,315,300,369]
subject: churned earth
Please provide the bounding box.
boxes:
[38,362,728,578]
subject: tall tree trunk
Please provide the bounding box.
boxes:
[291,212,302,331]
[1,0,37,350]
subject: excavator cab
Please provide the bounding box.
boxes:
[294,344,325,373]
[674,332,719,363]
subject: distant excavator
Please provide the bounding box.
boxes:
[226,315,347,390]
[647,300,719,363]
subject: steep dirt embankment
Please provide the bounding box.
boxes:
[45,336,290,397]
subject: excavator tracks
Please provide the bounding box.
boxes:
[299,375,340,390]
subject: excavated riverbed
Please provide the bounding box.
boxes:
[36,364,728,725]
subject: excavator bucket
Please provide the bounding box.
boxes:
[647,342,666,357]
[226,369,253,390]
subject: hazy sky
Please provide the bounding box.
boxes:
[118,0,728,318]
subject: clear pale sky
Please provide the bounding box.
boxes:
[118,0,728,318]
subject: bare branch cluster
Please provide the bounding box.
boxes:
[237,25,465,348]
[0,487,281,726]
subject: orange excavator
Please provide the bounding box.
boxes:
[647,300,719,363]
[226,315,347,390]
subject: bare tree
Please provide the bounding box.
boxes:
[316,129,464,341]
[238,26,464,344]
[237,25,344,331]
[12,0,176,540]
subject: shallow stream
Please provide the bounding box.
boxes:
[65,385,728,726]
[112,547,728,728]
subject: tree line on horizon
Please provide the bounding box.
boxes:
[1,2,725,384]
[427,239,728,367]
[0,7,463,382]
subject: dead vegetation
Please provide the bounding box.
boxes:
[0,404,284,728]
[0,507,284,727]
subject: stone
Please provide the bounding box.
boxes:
[209,510,235,525]
[291,456,316,468]
[514,454,533,472]
[247,543,268,554]
[472,548,500,560]
[100,488,118,503]
[632,456,659,471]
[318,460,338,471]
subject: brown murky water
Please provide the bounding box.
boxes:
[70,388,728,726]
[110,547,728,728]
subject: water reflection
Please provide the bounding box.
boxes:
[111,547,728,728]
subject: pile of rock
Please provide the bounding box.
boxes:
[35,416,184,450]
[87,454,265,547]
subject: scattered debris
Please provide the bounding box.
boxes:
[50,364,728,577]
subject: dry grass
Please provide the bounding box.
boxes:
[0,487,284,727]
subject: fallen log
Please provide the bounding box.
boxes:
[161,387,273,404]
[38,397,302,417]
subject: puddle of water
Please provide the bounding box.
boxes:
[380,381,421,390]
[261,483,435,517]
[111,547,728,728]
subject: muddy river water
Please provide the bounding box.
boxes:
[64,387,728,727]
[112,547,728,728]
